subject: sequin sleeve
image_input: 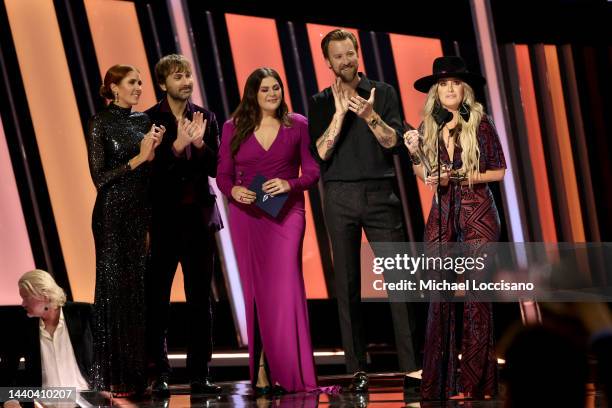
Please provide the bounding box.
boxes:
[86,114,131,191]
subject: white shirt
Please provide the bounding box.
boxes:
[39,308,89,390]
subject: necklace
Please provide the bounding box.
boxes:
[445,126,455,148]
[445,123,461,148]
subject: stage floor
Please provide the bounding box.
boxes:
[73,373,605,407]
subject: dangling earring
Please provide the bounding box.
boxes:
[433,99,441,111]
[459,102,471,122]
[114,92,119,104]
[433,99,442,117]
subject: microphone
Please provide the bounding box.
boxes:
[433,105,453,128]
[431,106,452,198]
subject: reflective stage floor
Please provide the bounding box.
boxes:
[71,373,605,407]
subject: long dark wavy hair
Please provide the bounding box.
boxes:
[231,67,292,156]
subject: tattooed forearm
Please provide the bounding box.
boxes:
[316,115,343,160]
[316,126,331,150]
[367,114,398,148]
[378,134,394,148]
[316,126,336,160]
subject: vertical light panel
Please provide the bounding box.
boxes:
[472,0,538,323]
[0,117,35,305]
[302,186,328,298]
[84,0,157,110]
[471,0,525,243]
[559,45,599,242]
[543,45,585,242]
[167,0,246,343]
[306,24,365,92]
[389,33,443,222]
[225,14,326,299]
[5,0,97,301]
[166,0,204,107]
[514,45,557,242]
[225,14,292,110]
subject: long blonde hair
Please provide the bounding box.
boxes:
[18,269,67,308]
[421,81,484,185]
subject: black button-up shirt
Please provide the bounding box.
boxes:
[308,74,403,182]
[145,98,222,230]
[146,98,219,206]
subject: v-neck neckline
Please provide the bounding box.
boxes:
[441,127,459,167]
[253,124,282,153]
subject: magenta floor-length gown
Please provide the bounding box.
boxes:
[217,113,320,392]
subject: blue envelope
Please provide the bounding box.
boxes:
[248,174,289,218]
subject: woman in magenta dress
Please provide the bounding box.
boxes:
[404,57,505,400]
[217,67,320,394]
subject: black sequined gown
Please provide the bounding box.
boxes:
[86,103,151,392]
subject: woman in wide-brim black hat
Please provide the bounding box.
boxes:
[404,56,506,401]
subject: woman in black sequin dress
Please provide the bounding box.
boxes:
[86,65,165,395]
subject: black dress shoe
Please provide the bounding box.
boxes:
[254,384,287,396]
[151,377,170,398]
[254,385,271,396]
[270,385,287,395]
[349,371,369,393]
[191,378,222,394]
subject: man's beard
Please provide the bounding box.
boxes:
[168,87,192,101]
[335,64,357,82]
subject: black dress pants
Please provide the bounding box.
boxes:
[146,203,215,380]
[324,179,419,373]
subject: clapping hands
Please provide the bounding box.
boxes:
[176,112,207,152]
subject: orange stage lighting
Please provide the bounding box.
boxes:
[0,117,35,305]
[389,33,443,223]
[514,45,557,242]
[83,0,157,110]
[5,0,96,301]
[543,45,585,242]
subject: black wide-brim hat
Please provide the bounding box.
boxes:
[414,56,486,93]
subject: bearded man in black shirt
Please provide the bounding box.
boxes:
[308,29,419,393]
